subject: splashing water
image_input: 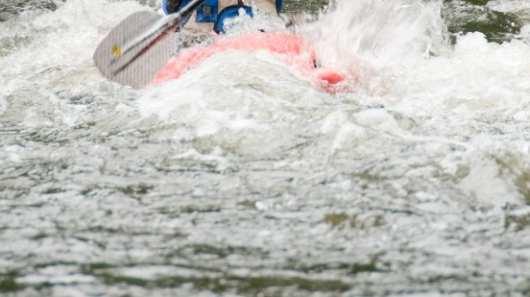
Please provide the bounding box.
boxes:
[304,0,445,72]
[1,0,530,296]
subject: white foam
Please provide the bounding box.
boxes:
[303,0,445,73]
[459,153,521,206]
[488,0,530,13]
[0,95,6,115]
[136,51,312,136]
[299,0,530,205]
[392,32,530,113]
[0,0,145,72]
[1,0,530,208]
[522,24,530,42]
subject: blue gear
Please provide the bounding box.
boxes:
[162,0,219,23]
[162,0,281,33]
[163,0,282,16]
[213,5,253,34]
[161,0,179,15]
[276,0,283,13]
[196,0,219,22]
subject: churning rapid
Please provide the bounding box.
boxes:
[1,0,530,296]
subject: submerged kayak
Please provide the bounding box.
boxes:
[152,32,352,93]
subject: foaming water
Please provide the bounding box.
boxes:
[489,0,530,12]
[0,0,145,127]
[302,0,445,74]
[1,0,530,296]
[300,0,530,205]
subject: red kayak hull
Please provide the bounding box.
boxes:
[152,32,352,93]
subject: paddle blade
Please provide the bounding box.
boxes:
[93,11,178,88]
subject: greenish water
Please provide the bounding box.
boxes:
[281,0,329,14]
[444,0,523,43]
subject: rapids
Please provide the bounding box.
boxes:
[1,0,530,296]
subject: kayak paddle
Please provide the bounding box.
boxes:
[93,0,205,88]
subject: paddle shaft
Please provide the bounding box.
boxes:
[113,0,205,62]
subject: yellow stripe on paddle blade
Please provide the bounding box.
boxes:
[112,45,122,58]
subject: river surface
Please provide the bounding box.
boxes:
[1,0,530,296]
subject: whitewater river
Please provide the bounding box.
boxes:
[1,0,530,296]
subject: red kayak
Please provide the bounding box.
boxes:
[152,32,353,93]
